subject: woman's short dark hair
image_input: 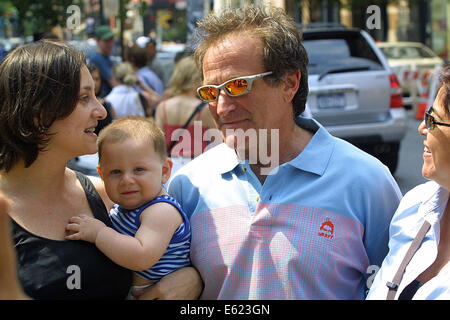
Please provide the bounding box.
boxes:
[0,40,86,172]
[194,5,309,118]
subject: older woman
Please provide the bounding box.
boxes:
[367,66,450,299]
[0,40,201,299]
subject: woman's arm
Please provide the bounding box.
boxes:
[0,192,29,299]
[135,266,204,300]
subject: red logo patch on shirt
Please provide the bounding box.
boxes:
[318,218,334,239]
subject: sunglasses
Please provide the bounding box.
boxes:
[197,71,273,102]
[425,107,450,130]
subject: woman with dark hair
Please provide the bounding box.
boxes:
[0,40,201,299]
[367,66,450,300]
[87,63,116,135]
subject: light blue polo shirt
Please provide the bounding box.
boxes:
[168,117,402,299]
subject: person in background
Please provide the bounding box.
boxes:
[89,25,119,97]
[88,64,116,135]
[127,45,164,103]
[136,36,169,88]
[161,5,402,300]
[154,56,218,173]
[367,66,450,300]
[105,62,151,118]
[127,45,164,96]
[66,117,192,300]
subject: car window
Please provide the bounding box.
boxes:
[303,33,383,75]
[380,45,435,59]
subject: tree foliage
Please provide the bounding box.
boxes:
[9,0,83,35]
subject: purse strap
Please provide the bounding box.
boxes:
[386,220,431,300]
[167,102,206,156]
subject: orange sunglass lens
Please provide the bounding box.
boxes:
[199,87,218,101]
[225,79,248,95]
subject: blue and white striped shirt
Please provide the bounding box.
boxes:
[109,195,191,282]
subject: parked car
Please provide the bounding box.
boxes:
[301,25,408,174]
[377,41,445,108]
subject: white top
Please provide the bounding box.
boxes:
[105,85,145,119]
[367,181,450,300]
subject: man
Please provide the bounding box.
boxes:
[89,25,118,97]
[127,45,164,97]
[136,36,170,88]
[149,5,402,300]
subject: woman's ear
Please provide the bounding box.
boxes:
[283,70,301,103]
[161,157,173,185]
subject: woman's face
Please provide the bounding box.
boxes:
[418,86,450,188]
[47,65,107,159]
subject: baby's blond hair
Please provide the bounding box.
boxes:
[97,116,167,163]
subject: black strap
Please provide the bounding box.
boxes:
[167,102,206,156]
[386,220,431,300]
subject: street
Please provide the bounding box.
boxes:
[394,109,427,195]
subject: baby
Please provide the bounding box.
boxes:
[66,116,190,298]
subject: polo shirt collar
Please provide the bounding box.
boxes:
[214,143,242,174]
[287,117,335,176]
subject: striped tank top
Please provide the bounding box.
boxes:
[109,195,191,282]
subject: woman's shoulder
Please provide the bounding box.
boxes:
[69,169,114,212]
[401,181,439,205]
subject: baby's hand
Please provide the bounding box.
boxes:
[65,214,106,243]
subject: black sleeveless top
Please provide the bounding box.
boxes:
[11,172,132,299]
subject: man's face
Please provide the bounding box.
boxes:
[97,37,115,56]
[145,42,156,61]
[201,33,288,156]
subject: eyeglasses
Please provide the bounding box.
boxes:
[425,107,450,130]
[197,71,273,102]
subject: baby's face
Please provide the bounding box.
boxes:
[98,138,166,210]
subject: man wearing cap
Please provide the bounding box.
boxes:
[136,36,169,88]
[89,25,119,97]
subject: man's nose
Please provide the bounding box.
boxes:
[215,90,237,117]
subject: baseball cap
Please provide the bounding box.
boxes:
[136,36,151,48]
[95,25,115,40]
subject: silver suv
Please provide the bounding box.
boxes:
[301,26,408,174]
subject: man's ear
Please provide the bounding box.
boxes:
[96,165,103,180]
[161,157,173,185]
[283,70,301,103]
